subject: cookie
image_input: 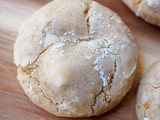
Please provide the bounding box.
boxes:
[122,0,160,27]
[136,61,160,120]
[14,0,138,117]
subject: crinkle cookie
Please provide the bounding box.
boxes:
[136,61,160,120]
[14,0,138,117]
[122,0,160,27]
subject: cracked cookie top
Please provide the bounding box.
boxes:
[14,0,138,117]
[136,61,160,120]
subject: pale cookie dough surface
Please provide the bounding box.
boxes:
[14,0,138,117]
[146,0,160,8]
[122,0,160,27]
[136,61,160,120]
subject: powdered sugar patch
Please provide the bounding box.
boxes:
[92,10,104,20]
[147,0,160,8]
[84,39,115,86]
[51,42,65,57]
[144,117,149,120]
[93,48,110,86]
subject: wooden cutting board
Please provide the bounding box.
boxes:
[0,0,160,120]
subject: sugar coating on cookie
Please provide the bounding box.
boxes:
[14,0,138,117]
[144,117,149,120]
[136,61,160,120]
[146,0,160,8]
[122,0,160,27]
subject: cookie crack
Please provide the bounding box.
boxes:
[90,43,118,114]
[32,43,55,67]
[83,1,91,39]
[22,6,117,69]
[22,33,120,115]
[102,58,117,111]
[34,78,60,112]
[35,79,53,104]
[148,83,160,89]
[107,58,117,109]
[90,86,104,115]
[20,67,60,112]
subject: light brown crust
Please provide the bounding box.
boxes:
[136,61,160,120]
[122,0,160,27]
[14,0,138,117]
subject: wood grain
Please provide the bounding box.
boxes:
[0,0,160,120]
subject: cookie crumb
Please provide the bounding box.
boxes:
[144,102,150,109]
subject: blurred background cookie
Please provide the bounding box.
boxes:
[136,61,160,120]
[122,0,160,27]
